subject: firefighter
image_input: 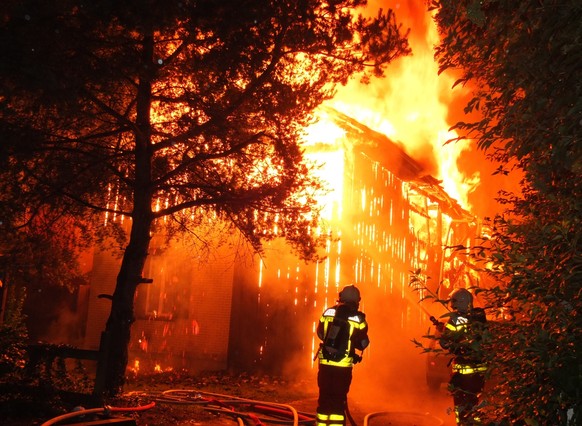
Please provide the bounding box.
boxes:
[315,285,369,426]
[439,287,487,425]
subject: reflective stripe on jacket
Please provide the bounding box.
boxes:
[441,310,487,374]
[452,363,488,374]
[317,306,368,367]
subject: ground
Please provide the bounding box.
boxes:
[0,370,320,426]
[0,366,456,425]
[122,371,320,426]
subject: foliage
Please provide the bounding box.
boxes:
[431,0,581,424]
[475,196,581,425]
[0,0,410,260]
[0,0,410,395]
[0,286,28,377]
[409,269,449,354]
[0,209,110,292]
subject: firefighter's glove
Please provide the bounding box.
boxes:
[353,354,362,364]
[430,316,445,332]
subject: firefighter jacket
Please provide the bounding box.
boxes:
[317,302,369,367]
[439,307,487,375]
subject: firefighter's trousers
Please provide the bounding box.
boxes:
[449,371,485,425]
[317,364,353,426]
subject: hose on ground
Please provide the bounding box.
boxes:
[40,389,444,426]
[127,389,308,426]
[363,411,444,426]
[40,401,156,426]
[152,389,314,426]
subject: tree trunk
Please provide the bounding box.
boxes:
[100,217,152,397]
[98,32,155,398]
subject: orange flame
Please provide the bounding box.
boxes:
[312,3,479,212]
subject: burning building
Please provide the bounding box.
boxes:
[81,107,483,379]
[229,107,482,376]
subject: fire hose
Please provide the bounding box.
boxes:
[39,388,445,426]
[363,411,444,426]
[40,401,156,426]
[417,302,445,331]
[345,399,358,426]
[403,285,447,331]
[40,389,311,426]
[153,390,444,426]
[152,389,313,426]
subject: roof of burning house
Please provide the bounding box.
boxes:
[323,106,474,222]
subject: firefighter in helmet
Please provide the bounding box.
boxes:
[315,284,369,426]
[439,287,487,425]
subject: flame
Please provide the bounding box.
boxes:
[304,149,345,222]
[318,3,479,212]
[128,358,174,375]
[130,359,140,374]
[138,333,148,352]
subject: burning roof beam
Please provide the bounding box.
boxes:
[322,106,474,222]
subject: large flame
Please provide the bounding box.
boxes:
[305,2,479,212]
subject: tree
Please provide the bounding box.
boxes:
[0,286,28,377]
[431,0,581,424]
[0,0,410,396]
